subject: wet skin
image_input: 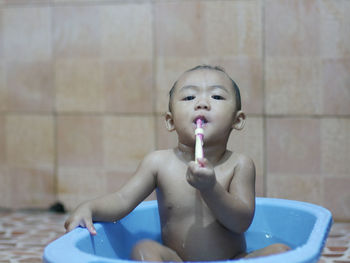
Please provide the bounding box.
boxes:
[155,149,250,261]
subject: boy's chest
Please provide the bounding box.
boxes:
[156,162,234,211]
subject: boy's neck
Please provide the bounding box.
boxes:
[176,141,228,166]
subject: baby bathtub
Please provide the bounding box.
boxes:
[43,197,332,263]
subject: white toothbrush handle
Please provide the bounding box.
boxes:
[195,128,204,163]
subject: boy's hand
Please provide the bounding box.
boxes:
[64,204,97,235]
[187,158,216,190]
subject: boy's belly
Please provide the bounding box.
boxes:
[160,217,246,261]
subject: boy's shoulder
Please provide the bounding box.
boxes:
[228,151,255,168]
[146,149,174,159]
[142,149,175,166]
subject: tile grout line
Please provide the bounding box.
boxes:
[51,3,59,203]
[151,0,158,150]
[261,0,267,197]
[2,111,350,119]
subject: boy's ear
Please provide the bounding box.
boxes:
[165,112,175,132]
[232,111,246,130]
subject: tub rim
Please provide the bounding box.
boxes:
[43,197,332,263]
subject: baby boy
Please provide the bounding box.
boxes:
[65,65,290,261]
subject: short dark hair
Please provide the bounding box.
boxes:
[168,65,241,112]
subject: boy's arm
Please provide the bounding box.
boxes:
[188,155,255,234]
[65,152,158,234]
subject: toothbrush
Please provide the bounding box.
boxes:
[195,119,204,165]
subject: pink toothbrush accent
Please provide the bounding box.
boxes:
[195,119,204,165]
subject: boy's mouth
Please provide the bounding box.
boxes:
[193,116,208,125]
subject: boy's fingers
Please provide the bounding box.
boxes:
[197,158,206,167]
[198,158,213,169]
[84,219,97,235]
[186,170,193,181]
[188,161,195,169]
[189,160,205,168]
[64,220,69,231]
[65,220,78,233]
[64,217,96,235]
[188,161,196,167]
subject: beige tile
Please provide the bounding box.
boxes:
[228,117,264,196]
[321,59,350,115]
[266,118,321,174]
[3,168,55,210]
[1,116,9,207]
[55,59,104,112]
[0,115,5,165]
[53,6,101,58]
[319,0,350,59]
[265,0,321,57]
[265,0,299,56]
[204,1,262,58]
[343,1,350,58]
[265,58,322,115]
[155,0,259,58]
[3,6,52,61]
[0,166,11,207]
[104,60,153,113]
[321,118,350,176]
[57,115,103,168]
[155,1,206,57]
[3,0,50,4]
[267,174,322,205]
[58,168,106,210]
[6,61,53,112]
[323,177,350,220]
[104,115,156,172]
[210,58,263,115]
[53,0,94,2]
[0,9,3,59]
[156,114,178,150]
[101,3,152,60]
[0,61,6,112]
[6,115,54,168]
[10,167,55,209]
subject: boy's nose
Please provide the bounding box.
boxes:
[195,99,211,110]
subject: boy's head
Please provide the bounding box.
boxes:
[165,65,246,145]
[168,65,241,113]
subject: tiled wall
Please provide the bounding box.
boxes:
[0,0,349,221]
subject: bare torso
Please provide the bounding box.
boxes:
[155,149,246,261]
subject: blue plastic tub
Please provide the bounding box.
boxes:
[43,197,332,263]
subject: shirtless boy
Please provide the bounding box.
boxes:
[65,65,290,261]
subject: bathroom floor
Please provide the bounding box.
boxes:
[0,210,349,263]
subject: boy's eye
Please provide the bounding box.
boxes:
[182,96,195,101]
[212,95,225,100]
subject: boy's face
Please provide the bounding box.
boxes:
[166,69,244,146]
